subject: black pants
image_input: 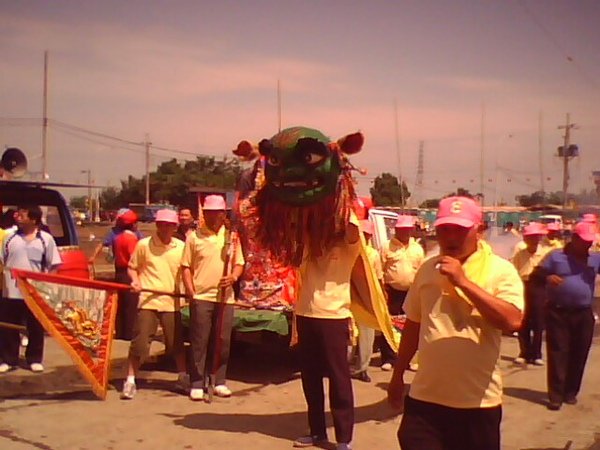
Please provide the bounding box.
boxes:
[545,304,594,404]
[296,316,354,444]
[114,268,139,340]
[518,281,545,361]
[0,298,45,365]
[398,396,502,450]
[380,287,407,365]
[188,300,234,387]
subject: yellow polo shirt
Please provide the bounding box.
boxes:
[404,253,524,408]
[381,237,424,290]
[181,226,244,304]
[128,236,185,312]
[511,245,549,281]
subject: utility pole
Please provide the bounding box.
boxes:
[42,50,49,180]
[81,169,92,220]
[480,102,485,206]
[277,79,282,132]
[557,114,579,209]
[538,111,545,193]
[415,140,424,205]
[145,134,151,205]
[394,99,405,209]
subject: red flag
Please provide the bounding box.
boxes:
[11,269,125,399]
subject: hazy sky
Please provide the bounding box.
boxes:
[1,0,600,205]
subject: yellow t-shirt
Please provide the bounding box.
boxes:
[180,226,244,304]
[296,236,361,319]
[404,253,524,409]
[128,236,185,312]
[511,245,549,281]
[381,237,424,290]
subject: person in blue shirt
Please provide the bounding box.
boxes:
[535,221,600,411]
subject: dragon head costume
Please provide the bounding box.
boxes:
[250,126,364,266]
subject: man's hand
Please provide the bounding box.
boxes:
[547,274,563,287]
[435,256,467,286]
[130,280,142,292]
[387,371,406,411]
[218,275,237,288]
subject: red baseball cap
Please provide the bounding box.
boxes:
[117,210,137,226]
[434,196,482,228]
[523,222,547,236]
[574,221,596,242]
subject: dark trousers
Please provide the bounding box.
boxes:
[0,299,45,365]
[380,287,408,365]
[398,396,502,450]
[296,316,354,444]
[114,268,139,340]
[545,304,594,404]
[188,300,234,387]
[518,281,545,361]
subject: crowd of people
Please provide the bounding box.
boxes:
[1,196,599,450]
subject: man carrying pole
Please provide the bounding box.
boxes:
[121,209,187,399]
[182,195,244,401]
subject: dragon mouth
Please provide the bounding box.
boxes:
[272,179,323,189]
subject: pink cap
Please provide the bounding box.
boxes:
[203,195,227,211]
[523,222,547,236]
[574,221,596,242]
[546,222,561,232]
[395,215,415,228]
[360,220,374,235]
[155,209,179,224]
[582,213,597,224]
[434,196,482,228]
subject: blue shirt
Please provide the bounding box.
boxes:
[1,230,62,299]
[540,248,600,309]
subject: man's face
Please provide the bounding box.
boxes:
[436,224,478,259]
[155,221,177,238]
[15,209,35,229]
[571,234,593,253]
[204,210,226,230]
[524,234,541,251]
[394,227,412,242]
[178,209,194,226]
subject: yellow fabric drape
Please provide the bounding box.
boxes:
[350,233,400,352]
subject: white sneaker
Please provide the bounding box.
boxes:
[121,380,136,400]
[336,443,352,450]
[30,363,44,373]
[20,335,29,347]
[513,357,526,365]
[0,363,14,374]
[214,384,232,398]
[189,388,204,401]
[381,362,393,371]
[533,359,544,366]
[293,435,328,448]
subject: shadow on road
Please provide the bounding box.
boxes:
[165,397,398,443]
[503,386,548,406]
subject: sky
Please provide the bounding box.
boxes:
[1,0,600,205]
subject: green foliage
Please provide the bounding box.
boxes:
[370,173,410,207]
[515,190,563,207]
[419,198,440,208]
[100,156,242,209]
[69,195,88,209]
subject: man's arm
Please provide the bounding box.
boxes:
[345,222,359,245]
[182,266,195,298]
[127,267,141,292]
[387,319,420,409]
[437,256,523,332]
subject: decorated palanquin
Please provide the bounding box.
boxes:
[12,269,119,399]
[233,127,399,351]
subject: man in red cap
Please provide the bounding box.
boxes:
[112,210,140,340]
[388,196,524,450]
[511,222,549,365]
[380,214,424,371]
[533,221,600,410]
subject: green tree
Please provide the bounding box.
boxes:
[69,195,87,209]
[419,198,440,208]
[370,173,410,207]
[99,187,121,210]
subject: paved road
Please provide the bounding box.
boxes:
[1,333,599,449]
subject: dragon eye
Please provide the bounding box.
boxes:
[305,153,324,164]
[268,155,280,166]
